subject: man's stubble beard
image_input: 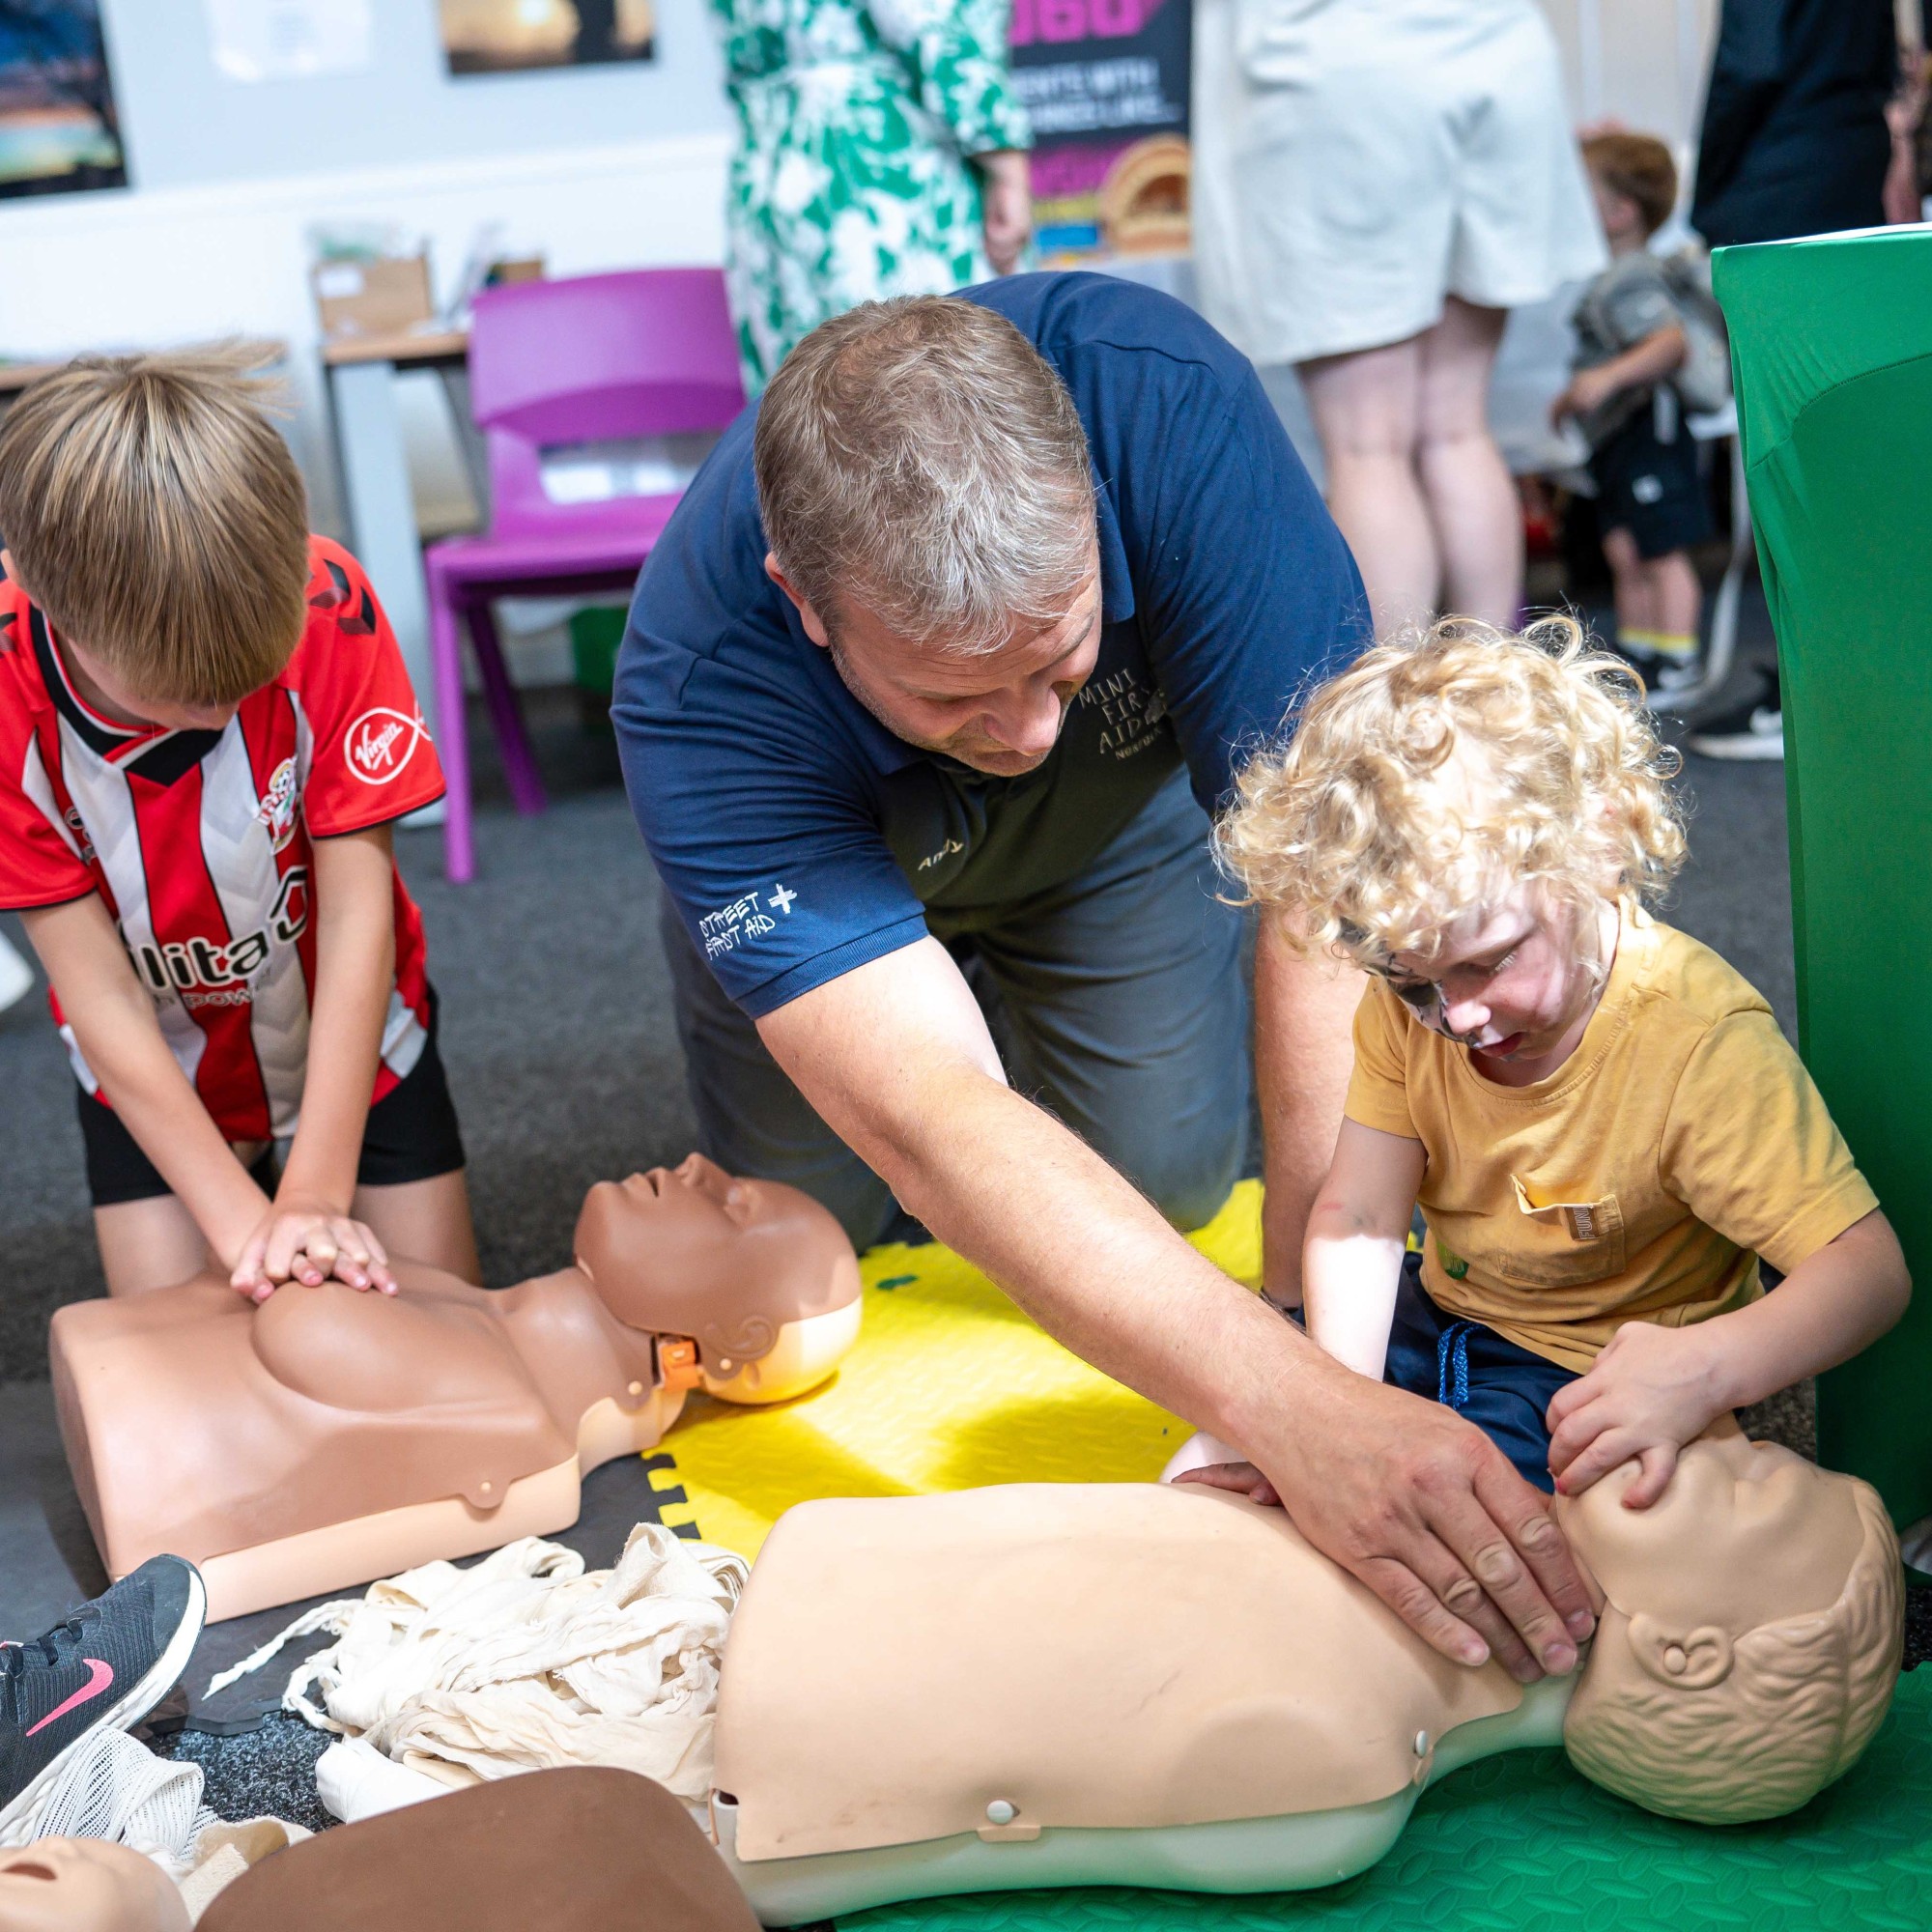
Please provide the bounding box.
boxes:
[826,634,1057,775]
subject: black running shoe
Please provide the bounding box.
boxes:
[1688,668,1784,761]
[0,1555,205,1842]
[1622,641,1704,702]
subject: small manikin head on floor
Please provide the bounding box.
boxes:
[0,1839,187,1932]
[1559,1429,1901,1824]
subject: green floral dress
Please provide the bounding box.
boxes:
[709,0,1032,389]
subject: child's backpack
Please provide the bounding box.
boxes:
[1657,245,1732,415]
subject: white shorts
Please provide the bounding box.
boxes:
[1193,0,1607,365]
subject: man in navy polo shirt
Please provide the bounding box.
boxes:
[615,274,1595,1683]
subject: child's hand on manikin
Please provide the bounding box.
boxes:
[1170,1461,1282,1508]
[231,1195,397,1303]
[1544,1321,1726,1507]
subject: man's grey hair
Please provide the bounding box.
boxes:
[753,297,1097,657]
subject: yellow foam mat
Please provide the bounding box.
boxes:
[646,1179,1264,1558]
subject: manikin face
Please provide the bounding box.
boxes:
[1379,886,1617,1087]
[0,1839,188,1932]
[575,1151,857,1324]
[1557,1429,1867,1637]
[611,1151,774,1236]
[764,545,1105,778]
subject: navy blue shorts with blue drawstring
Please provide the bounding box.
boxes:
[1383,1250,1578,1492]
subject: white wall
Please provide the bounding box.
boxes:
[0,2,734,537]
[1535,0,1719,151]
[100,0,731,187]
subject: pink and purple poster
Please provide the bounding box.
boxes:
[1009,0,1190,260]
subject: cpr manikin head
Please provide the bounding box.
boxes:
[0,1840,187,1932]
[575,1153,862,1396]
[1559,1431,1902,1824]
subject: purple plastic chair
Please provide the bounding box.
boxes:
[423,269,745,880]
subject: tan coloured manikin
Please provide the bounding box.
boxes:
[710,1429,1902,1924]
[0,1840,187,1932]
[50,1156,861,1623]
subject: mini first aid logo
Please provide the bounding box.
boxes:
[346,707,428,786]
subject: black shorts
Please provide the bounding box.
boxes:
[77,985,467,1208]
[1588,394,1715,561]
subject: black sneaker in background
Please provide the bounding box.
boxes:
[1622,641,1705,702]
[1688,668,1785,761]
[0,1555,206,1842]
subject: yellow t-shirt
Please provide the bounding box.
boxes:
[1344,911,1878,1373]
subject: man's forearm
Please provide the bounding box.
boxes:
[1254,922,1362,1307]
[868,1061,1321,1448]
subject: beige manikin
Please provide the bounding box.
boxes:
[50,1156,861,1622]
[710,1428,1902,1923]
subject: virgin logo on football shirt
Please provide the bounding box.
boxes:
[346,707,428,785]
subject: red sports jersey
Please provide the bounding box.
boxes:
[0,537,446,1142]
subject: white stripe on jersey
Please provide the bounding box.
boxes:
[379,984,428,1086]
[17,736,87,865]
[50,716,209,1097]
[196,721,312,1138]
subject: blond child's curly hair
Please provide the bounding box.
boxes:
[1218,615,1687,967]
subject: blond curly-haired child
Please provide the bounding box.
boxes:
[1197,618,1907,1507]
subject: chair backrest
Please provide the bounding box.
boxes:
[466,269,745,537]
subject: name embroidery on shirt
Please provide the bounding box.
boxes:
[917,838,965,872]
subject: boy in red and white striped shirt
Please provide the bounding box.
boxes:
[0,351,478,1300]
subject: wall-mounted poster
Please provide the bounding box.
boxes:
[1009,0,1189,261]
[440,0,654,74]
[0,1,127,198]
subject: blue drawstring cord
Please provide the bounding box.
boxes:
[1435,1320,1475,1410]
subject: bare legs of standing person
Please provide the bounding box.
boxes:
[1297,298,1519,637]
[1602,526,1701,648]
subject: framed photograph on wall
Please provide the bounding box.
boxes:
[440,0,654,74]
[0,1,127,198]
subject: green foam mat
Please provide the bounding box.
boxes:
[838,1665,1932,1931]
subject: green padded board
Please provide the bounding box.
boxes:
[838,1665,1932,1930]
[1712,228,1932,1527]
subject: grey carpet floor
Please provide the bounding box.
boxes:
[0,605,1804,1817]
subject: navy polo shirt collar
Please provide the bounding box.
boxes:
[821,468,1134,780]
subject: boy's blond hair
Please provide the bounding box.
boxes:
[1218,615,1687,970]
[0,348,311,706]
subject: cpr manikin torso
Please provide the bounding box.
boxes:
[710,1431,1902,1924]
[50,1156,861,1621]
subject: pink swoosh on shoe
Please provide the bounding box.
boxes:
[25,1659,114,1736]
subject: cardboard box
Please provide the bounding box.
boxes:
[312,255,435,341]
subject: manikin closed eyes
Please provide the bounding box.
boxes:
[50,1155,862,1622]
